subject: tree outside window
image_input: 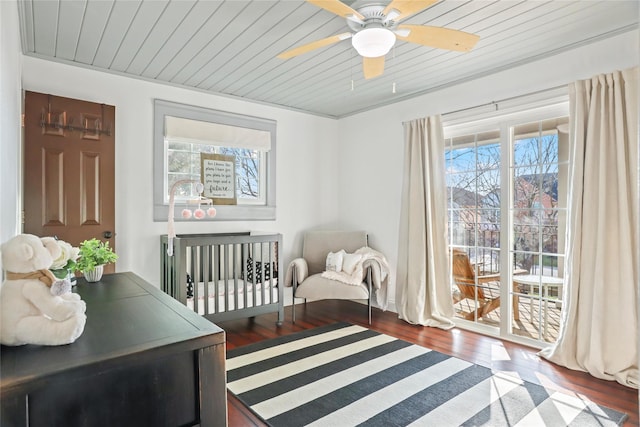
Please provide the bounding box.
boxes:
[167,141,265,204]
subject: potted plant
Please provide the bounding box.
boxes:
[75,238,118,282]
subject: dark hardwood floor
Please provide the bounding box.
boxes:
[218,300,639,427]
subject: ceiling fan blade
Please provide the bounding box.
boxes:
[277,33,352,59]
[363,56,385,79]
[307,0,364,20]
[383,0,439,22]
[396,25,479,52]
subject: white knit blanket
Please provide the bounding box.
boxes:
[321,246,391,310]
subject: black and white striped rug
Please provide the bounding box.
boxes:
[226,323,627,426]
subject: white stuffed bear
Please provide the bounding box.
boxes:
[0,234,87,346]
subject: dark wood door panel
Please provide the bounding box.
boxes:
[80,151,101,225]
[24,91,116,273]
[42,148,65,226]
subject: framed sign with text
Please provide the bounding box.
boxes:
[200,153,237,205]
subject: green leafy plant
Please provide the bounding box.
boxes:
[75,238,118,272]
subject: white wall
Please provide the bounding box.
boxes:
[21,58,341,286]
[0,0,22,271]
[12,27,640,308]
[337,30,640,308]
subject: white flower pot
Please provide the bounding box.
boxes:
[84,265,104,282]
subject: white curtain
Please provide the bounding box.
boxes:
[395,116,455,329]
[539,67,639,388]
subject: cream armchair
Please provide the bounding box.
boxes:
[285,230,388,324]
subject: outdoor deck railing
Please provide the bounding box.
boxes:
[450,220,559,275]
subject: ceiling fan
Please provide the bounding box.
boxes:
[277,0,480,79]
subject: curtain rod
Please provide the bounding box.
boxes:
[442,84,567,118]
[402,84,567,126]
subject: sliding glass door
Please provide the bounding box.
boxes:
[510,118,568,342]
[446,130,502,327]
[445,114,568,345]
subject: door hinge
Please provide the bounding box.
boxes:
[21,210,25,224]
[21,113,25,128]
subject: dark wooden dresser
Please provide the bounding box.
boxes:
[0,272,227,427]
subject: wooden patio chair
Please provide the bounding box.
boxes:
[451,249,501,321]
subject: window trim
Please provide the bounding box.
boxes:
[153,99,277,221]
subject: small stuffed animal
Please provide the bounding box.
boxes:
[0,234,87,346]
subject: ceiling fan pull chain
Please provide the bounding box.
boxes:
[350,49,355,92]
[392,45,397,94]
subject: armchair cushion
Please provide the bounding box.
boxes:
[295,274,369,300]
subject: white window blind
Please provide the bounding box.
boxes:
[165,116,271,151]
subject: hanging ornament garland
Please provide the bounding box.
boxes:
[167,180,216,256]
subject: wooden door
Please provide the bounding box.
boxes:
[23,91,116,273]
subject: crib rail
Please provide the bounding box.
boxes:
[161,232,284,325]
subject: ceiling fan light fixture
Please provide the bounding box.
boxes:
[352,27,396,57]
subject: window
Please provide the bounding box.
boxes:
[446,130,502,276]
[166,141,266,203]
[444,98,569,346]
[153,100,276,221]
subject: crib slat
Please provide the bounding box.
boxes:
[268,241,273,304]
[175,238,187,305]
[260,243,271,304]
[200,245,205,315]
[252,243,257,309]
[243,243,249,311]
[224,244,234,311]
[160,239,168,294]
[214,244,221,314]
[189,246,196,313]
[228,245,232,314]
[209,245,217,316]
[232,243,238,314]
[194,246,202,315]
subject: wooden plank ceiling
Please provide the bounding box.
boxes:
[17,0,639,118]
